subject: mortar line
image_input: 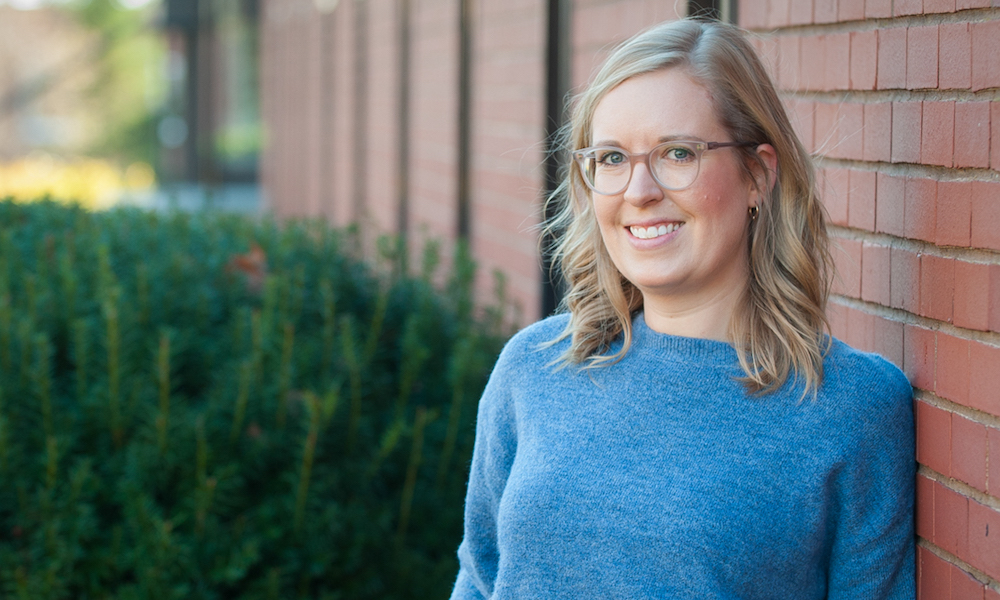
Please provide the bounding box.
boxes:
[912,388,1000,432]
[917,538,1000,592]
[918,463,1000,511]
[817,156,1000,183]
[746,7,1000,36]
[780,88,1000,103]
[827,224,1000,264]
[828,294,1000,347]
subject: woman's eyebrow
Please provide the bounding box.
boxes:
[590,134,707,147]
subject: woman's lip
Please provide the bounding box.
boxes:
[625,220,684,228]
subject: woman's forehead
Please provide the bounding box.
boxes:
[590,68,723,145]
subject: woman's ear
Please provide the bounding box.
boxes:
[754,144,778,193]
[753,143,778,195]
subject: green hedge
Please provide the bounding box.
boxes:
[0,200,510,599]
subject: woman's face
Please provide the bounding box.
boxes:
[589,67,768,315]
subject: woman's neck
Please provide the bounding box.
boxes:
[639,283,746,342]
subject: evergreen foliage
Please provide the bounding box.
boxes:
[0,200,511,599]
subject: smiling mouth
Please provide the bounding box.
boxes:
[628,223,683,240]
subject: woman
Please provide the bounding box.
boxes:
[452,18,914,600]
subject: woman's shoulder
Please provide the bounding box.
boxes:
[492,313,571,370]
[820,338,913,421]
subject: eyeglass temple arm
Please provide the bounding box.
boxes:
[705,141,760,150]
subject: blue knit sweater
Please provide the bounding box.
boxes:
[451,313,915,599]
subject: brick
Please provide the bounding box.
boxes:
[953,102,990,169]
[814,0,838,24]
[878,27,907,90]
[987,585,1000,600]
[934,482,970,558]
[969,342,1000,416]
[839,0,865,21]
[971,21,1000,91]
[905,177,937,242]
[768,0,791,27]
[958,0,990,7]
[739,0,766,28]
[801,35,826,91]
[861,242,890,304]
[848,169,875,230]
[787,99,815,152]
[828,302,848,339]
[789,0,813,24]
[846,306,875,352]
[815,102,839,157]
[832,237,862,298]
[895,0,923,14]
[754,37,780,81]
[991,265,1000,333]
[952,414,987,493]
[903,325,935,391]
[968,501,1000,580]
[824,168,849,226]
[863,102,892,162]
[936,333,969,405]
[935,181,972,247]
[992,103,1000,172]
[939,23,972,90]
[921,102,954,168]
[951,569,985,600]
[919,546,951,600]
[777,35,801,90]
[873,314,904,367]
[891,247,920,313]
[971,181,1000,252]
[917,400,952,474]
[826,32,851,90]
[850,31,877,90]
[907,25,939,90]
[925,0,957,10]
[840,103,864,160]
[877,174,906,237]
[916,474,934,540]
[866,0,892,17]
[892,102,922,163]
[954,261,990,331]
[989,427,1000,496]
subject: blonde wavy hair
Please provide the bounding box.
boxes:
[544,18,832,395]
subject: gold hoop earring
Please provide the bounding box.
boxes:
[749,205,759,220]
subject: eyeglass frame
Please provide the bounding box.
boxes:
[572,140,759,196]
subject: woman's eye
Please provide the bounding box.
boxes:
[664,146,694,161]
[597,151,626,166]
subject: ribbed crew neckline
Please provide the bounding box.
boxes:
[630,312,739,366]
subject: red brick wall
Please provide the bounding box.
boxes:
[742,2,1000,598]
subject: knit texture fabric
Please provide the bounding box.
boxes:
[451,313,915,600]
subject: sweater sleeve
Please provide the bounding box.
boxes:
[826,363,916,600]
[449,341,521,600]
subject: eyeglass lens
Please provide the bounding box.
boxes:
[579,142,702,195]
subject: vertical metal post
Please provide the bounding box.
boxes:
[540,0,571,317]
[456,0,473,239]
[397,0,411,237]
[352,0,369,223]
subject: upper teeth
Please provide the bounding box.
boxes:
[630,223,681,239]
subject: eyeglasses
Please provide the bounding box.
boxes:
[572,140,757,196]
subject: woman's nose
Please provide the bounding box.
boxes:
[622,161,663,206]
